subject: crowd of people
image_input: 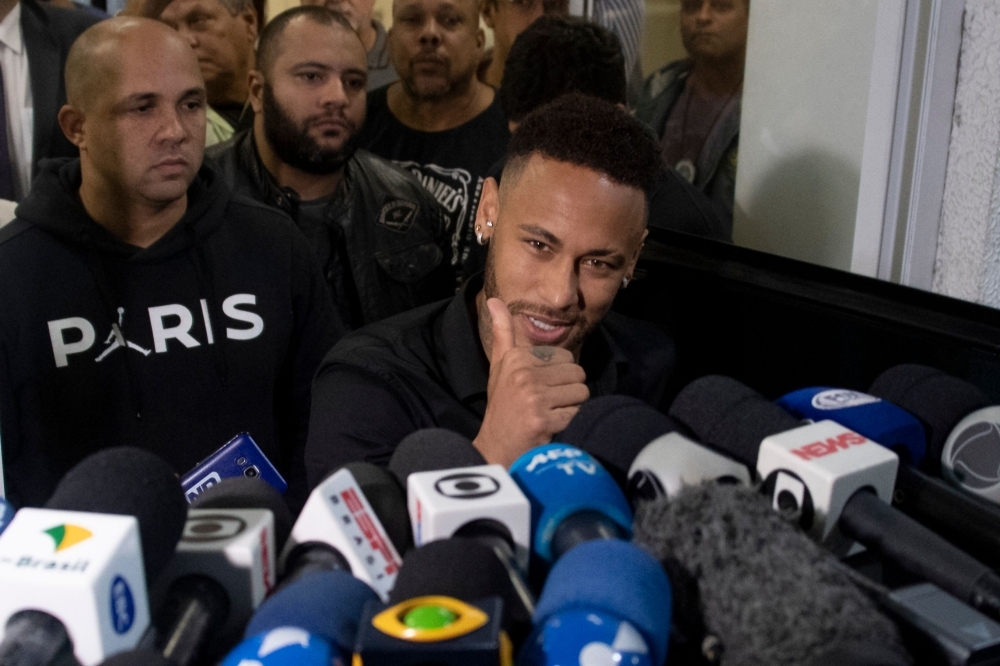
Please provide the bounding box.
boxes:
[0,0,748,507]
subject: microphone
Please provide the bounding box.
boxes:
[143,478,292,665]
[669,376,1000,621]
[0,448,187,665]
[777,385,1000,568]
[398,447,531,573]
[388,428,488,487]
[0,610,81,666]
[519,539,672,666]
[555,396,752,505]
[355,539,515,664]
[221,570,378,666]
[633,482,908,666]
[280,462,405,599]
[507,444,632,564]
[0,497,13,536]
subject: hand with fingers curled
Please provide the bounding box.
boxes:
[473,298,590,467]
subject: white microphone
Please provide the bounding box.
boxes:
[280,466,403,601]
[627,432,753,502]
[0,508,149,665]
[406,464,532,573]
[756,419,899,555]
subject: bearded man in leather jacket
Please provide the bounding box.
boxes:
[208,6,455,329]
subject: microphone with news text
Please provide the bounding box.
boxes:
[776,385,1000,566]
[0,448,187,666]
[668,375,1000,621]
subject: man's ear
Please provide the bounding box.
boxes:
[476,25,485,51]
[476,176,500,243]
[58,104,86,150]
[627,227,648,273]
[247,70,265,114]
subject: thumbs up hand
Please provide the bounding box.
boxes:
[473,298,590,467]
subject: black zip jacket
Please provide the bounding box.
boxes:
[0,158,343,508]
[208,131,456,329]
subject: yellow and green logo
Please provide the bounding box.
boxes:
[44,524,92,552]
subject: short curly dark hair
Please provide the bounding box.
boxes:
[499,16,626,124]
[504,93,660,198]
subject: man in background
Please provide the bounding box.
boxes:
[636,0,748,218]
[158,0,258,145]
[210,6,454,329]
[302,0,396,90]
[478,0,565,89]
[0,0,99,201]
[500,16,730,240]
[361,0,508,282]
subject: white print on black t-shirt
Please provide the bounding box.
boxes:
[47,293,265,368]
[395,161,483,266]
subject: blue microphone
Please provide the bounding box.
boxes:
[221,570,378,665]
[507,444,632,564]
[519,539,672,666]
[0,497,13,536]
[776,387,927,466]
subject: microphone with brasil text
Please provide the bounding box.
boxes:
[633,482,909,666]
[355,538,520,664]
[776,385,1000,568]
[220,570,378,666]
[388,428,535,629]
[139,477,294,666]
[0,447,187,666]
[554,395,752,505]
[519,539,672,666]
[669,375,1000,622]
[278,461,406,599]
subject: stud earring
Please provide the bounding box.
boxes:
[486,220,494,227]
[622,276,630,289]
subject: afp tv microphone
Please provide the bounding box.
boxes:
[0,448,187,665]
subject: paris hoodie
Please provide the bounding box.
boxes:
[0,158,343,508]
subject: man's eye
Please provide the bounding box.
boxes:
[527,240,548,252]
[133,104,154,114]
[299,72,322,82]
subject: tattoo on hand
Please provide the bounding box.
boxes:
[531,346,555,363]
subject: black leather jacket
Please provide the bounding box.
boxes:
[208,130,456,329]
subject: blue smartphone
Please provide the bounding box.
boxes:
[181,432,287,503]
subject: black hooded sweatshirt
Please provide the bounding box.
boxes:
[0,159,343,508]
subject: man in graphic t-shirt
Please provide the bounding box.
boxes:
[360,0,509,282]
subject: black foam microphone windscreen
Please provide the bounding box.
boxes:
[45,447,188,581]
[633,483,908,666]
[668,376,801,468]
[339,461,412,556]
[869,364,989,472]
[191,477,295,550]
[554,396,676,489]
[388,428,487,487]
[388,537,530,630]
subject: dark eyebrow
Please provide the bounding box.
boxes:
[520,224,562,248]
[180,87,206,100]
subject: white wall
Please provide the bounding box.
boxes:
[932,0,1000,307]
[732,0,885,272]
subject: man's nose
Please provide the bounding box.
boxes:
[538,258,580,312]
[320,78,350,108]
[419,19,442,45]
[157,108,188,143]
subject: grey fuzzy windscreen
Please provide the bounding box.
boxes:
[633,483,908,666]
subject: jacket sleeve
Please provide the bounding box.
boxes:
[280,233,345,510]
[304,363,421,489]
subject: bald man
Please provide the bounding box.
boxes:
[359,0,509,282]
[0,17,342,509]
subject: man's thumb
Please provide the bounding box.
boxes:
[487,298,515,363]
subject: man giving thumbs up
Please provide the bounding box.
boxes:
[304,94,675,482]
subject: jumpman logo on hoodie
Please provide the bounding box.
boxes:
[95,307,152,362]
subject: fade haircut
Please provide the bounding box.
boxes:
[256,5,357,76]
[499,16,626,123]
[503,93,660,202]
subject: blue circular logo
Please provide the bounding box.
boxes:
[110,575,135,634]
